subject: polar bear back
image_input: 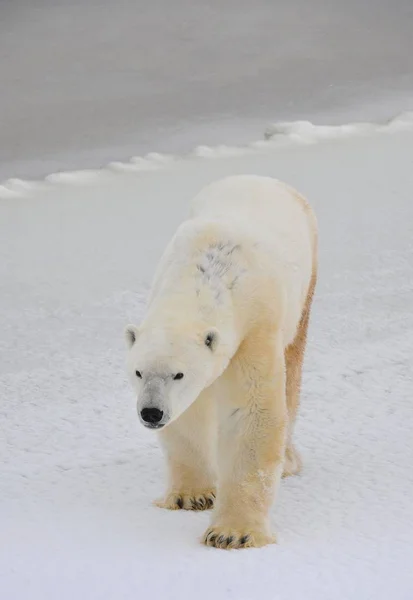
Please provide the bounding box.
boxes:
[191,175,316,323]
[148,176,317,349]
[190,175,315,252]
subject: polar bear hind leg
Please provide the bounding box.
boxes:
[283,270,317,478]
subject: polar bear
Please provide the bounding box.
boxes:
[125,175,317,549]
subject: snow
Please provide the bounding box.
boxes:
[2,0,413,180]
[264,111,413,142]
[1,128,413,599]
[2,112,413,200]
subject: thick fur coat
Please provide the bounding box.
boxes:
[125,175,318,549]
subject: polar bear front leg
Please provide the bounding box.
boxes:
[204,332,287,549]
[155,389,217,511]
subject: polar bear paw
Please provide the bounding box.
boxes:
[155,489,216,511]
[203,525,276,549]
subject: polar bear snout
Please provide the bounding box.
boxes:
[140,407,164,428]
[136,375,170,429]
[138,402,168,429]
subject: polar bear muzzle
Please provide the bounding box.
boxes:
[137,374,170,429]
[140,407,164,427]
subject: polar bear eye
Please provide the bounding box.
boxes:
[173,372,184,381]
[204,332,215,349]
[135,370,142,379]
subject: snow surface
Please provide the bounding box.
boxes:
[1,128,413,599]
[2,0,413,180]
[2,112,413,200]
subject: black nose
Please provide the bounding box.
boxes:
[140,407,164,424]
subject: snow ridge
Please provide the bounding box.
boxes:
[1,112,412,199]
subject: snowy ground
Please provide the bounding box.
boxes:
[1,124,413,599]
[1,0,413,180]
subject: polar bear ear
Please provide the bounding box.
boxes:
[125,324,140,348]
[204,328,219,352]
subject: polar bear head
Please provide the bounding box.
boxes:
[125,320,233,429]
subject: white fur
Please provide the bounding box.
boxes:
[125,175,317,548]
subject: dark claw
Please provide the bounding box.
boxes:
[226,536,234,546]
[205,497,214,509]
[176,496,184,509]
[207,532,217,544]
[239,535,250,545]
[217,535,226,546]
